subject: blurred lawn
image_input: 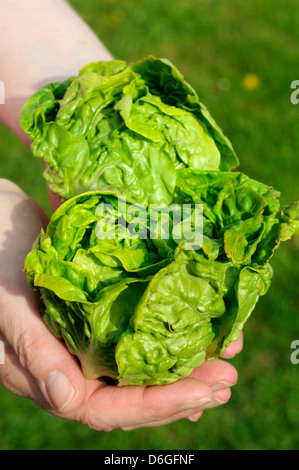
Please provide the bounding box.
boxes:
[0,0,299,450]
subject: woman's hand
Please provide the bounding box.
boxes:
[0,179,241,431]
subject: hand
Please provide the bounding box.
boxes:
[0,179,242,431]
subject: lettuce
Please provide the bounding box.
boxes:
[24,179,299,385]
[21,56,299,385]
[20,56,238,205]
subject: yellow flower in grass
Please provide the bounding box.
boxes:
[242,73,261,91]
[106,9,124,26]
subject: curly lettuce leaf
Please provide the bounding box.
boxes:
[174,169,299,266]
[23,184,299,385]
[20,56,238,205]
[115,248,273,385]
[24,191,187,380]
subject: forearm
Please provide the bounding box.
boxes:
[0,0,113,144]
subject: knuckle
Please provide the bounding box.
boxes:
[15,329,42,372]
[0,338,30,399]
[85,418,113,432]
[78,407,114,432]
[100,425,113,433]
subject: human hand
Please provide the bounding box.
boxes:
[0,179,242,430]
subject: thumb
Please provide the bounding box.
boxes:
[2,289,86,414]
[0,181,85,414]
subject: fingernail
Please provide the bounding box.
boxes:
[201,397,229,410]
[45,371,75,412]
[180,397,214,412]
[211,381,236,392]
[187,412,202,422]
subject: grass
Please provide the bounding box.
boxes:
[0,0,299,450]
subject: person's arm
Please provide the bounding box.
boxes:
[0,0,113,144]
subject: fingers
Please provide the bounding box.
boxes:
[121,385,233,430]
[0,311,241,432]
[185,357,238,423]
[187,386,232,423]
[1,320,226,431]
[1,293,87,414]
[75,357,239,431]
[220,332,243,359]
[189,357,238,388]
[0,334,49,409]
[0,289,89,416]
[0,335,236,431]
[76,376,214,431]
[0,184,86,416]
[0,298,241,431]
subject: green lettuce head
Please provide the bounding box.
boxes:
[20,56,239,206]
[24,175,299,386]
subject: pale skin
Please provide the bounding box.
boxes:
[0,0,243,430]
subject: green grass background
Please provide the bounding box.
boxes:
[0,0,299,450]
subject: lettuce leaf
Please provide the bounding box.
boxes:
[20,56,239,205]
[24,183,299,385]
[21,55,299,386]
